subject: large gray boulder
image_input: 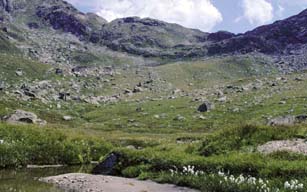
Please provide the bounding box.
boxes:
[4,110,46,125]
[268,115,307,126]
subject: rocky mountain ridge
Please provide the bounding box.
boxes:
[0,0,306,70]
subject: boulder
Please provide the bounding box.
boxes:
[15,69,23,76]
[4,110,46,125]
[268,115,307,126]
[133,86,143,93]
[63,116,73,121]
[0,81,5,91]
[92,152,123,175]
[197,102,214,112]
[123,89,133,95]
[296,115,307,122]
[55,68,63,75]
[174,115,186,121]
[258,139,307,155]
[59,92,70,101]
[268,116,296,126]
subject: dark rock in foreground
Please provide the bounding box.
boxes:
[92,152,123,175]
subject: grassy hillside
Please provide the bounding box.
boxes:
[0,54,51,83]
[0,32,20,54]
[0,50,306,191]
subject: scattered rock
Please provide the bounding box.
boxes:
[268,115,307,126]
[174,115,186,121]
[15,69,23,76]
[268,116,296,126]
[294,77,303,81]
[216,96,227,103]
[136,107,144,112]
[279,101,286,105]
[63,116,73,121]
[59,92,70,101]
[133,86,143,93]
[173,89,182,95]
[4,110,46,125]
[123,89,133,95]
[55,68,63,75]
[296,115,307,122]
[197,102,214,112]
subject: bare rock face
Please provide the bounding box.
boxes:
[36,5,89,38]
[0,0,13,12]
[207,31,235,42]
[4,110,46,125]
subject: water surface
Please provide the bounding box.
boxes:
[0,166,93,192]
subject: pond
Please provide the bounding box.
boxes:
[0,166,93,192]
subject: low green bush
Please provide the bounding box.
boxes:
[199,125,300,156]
[0,123,112,168]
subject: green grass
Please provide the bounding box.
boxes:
[0,32,20,54]
[0,50,307,191]
[0,54,51,83]
[155,56,276,90]
[0,123,112,168]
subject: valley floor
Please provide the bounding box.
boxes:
[0,54,307,192]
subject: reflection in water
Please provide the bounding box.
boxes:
[0,166,93,192]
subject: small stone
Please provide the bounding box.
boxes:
[63,116,73,121]
[133,86,143,93]
[174,115,185,121]
[15,69,23,76]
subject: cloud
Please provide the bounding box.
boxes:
[276,5,285,18]
[66,0,223,32]
[241,0,274,25]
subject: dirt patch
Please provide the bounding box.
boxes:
[40,173,199,192]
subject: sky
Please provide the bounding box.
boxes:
[66,0,307,33]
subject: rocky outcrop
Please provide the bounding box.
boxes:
[36,5,89,38]
[268,115,307,126]
[0,0,13,12]
[207,31,235,42]
[98,17,207,57]
[3,110,46,125]
[258,139,307,155]
[0,0,307,69]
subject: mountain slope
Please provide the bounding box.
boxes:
[0,0,306,70]
[209,9,307,56]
